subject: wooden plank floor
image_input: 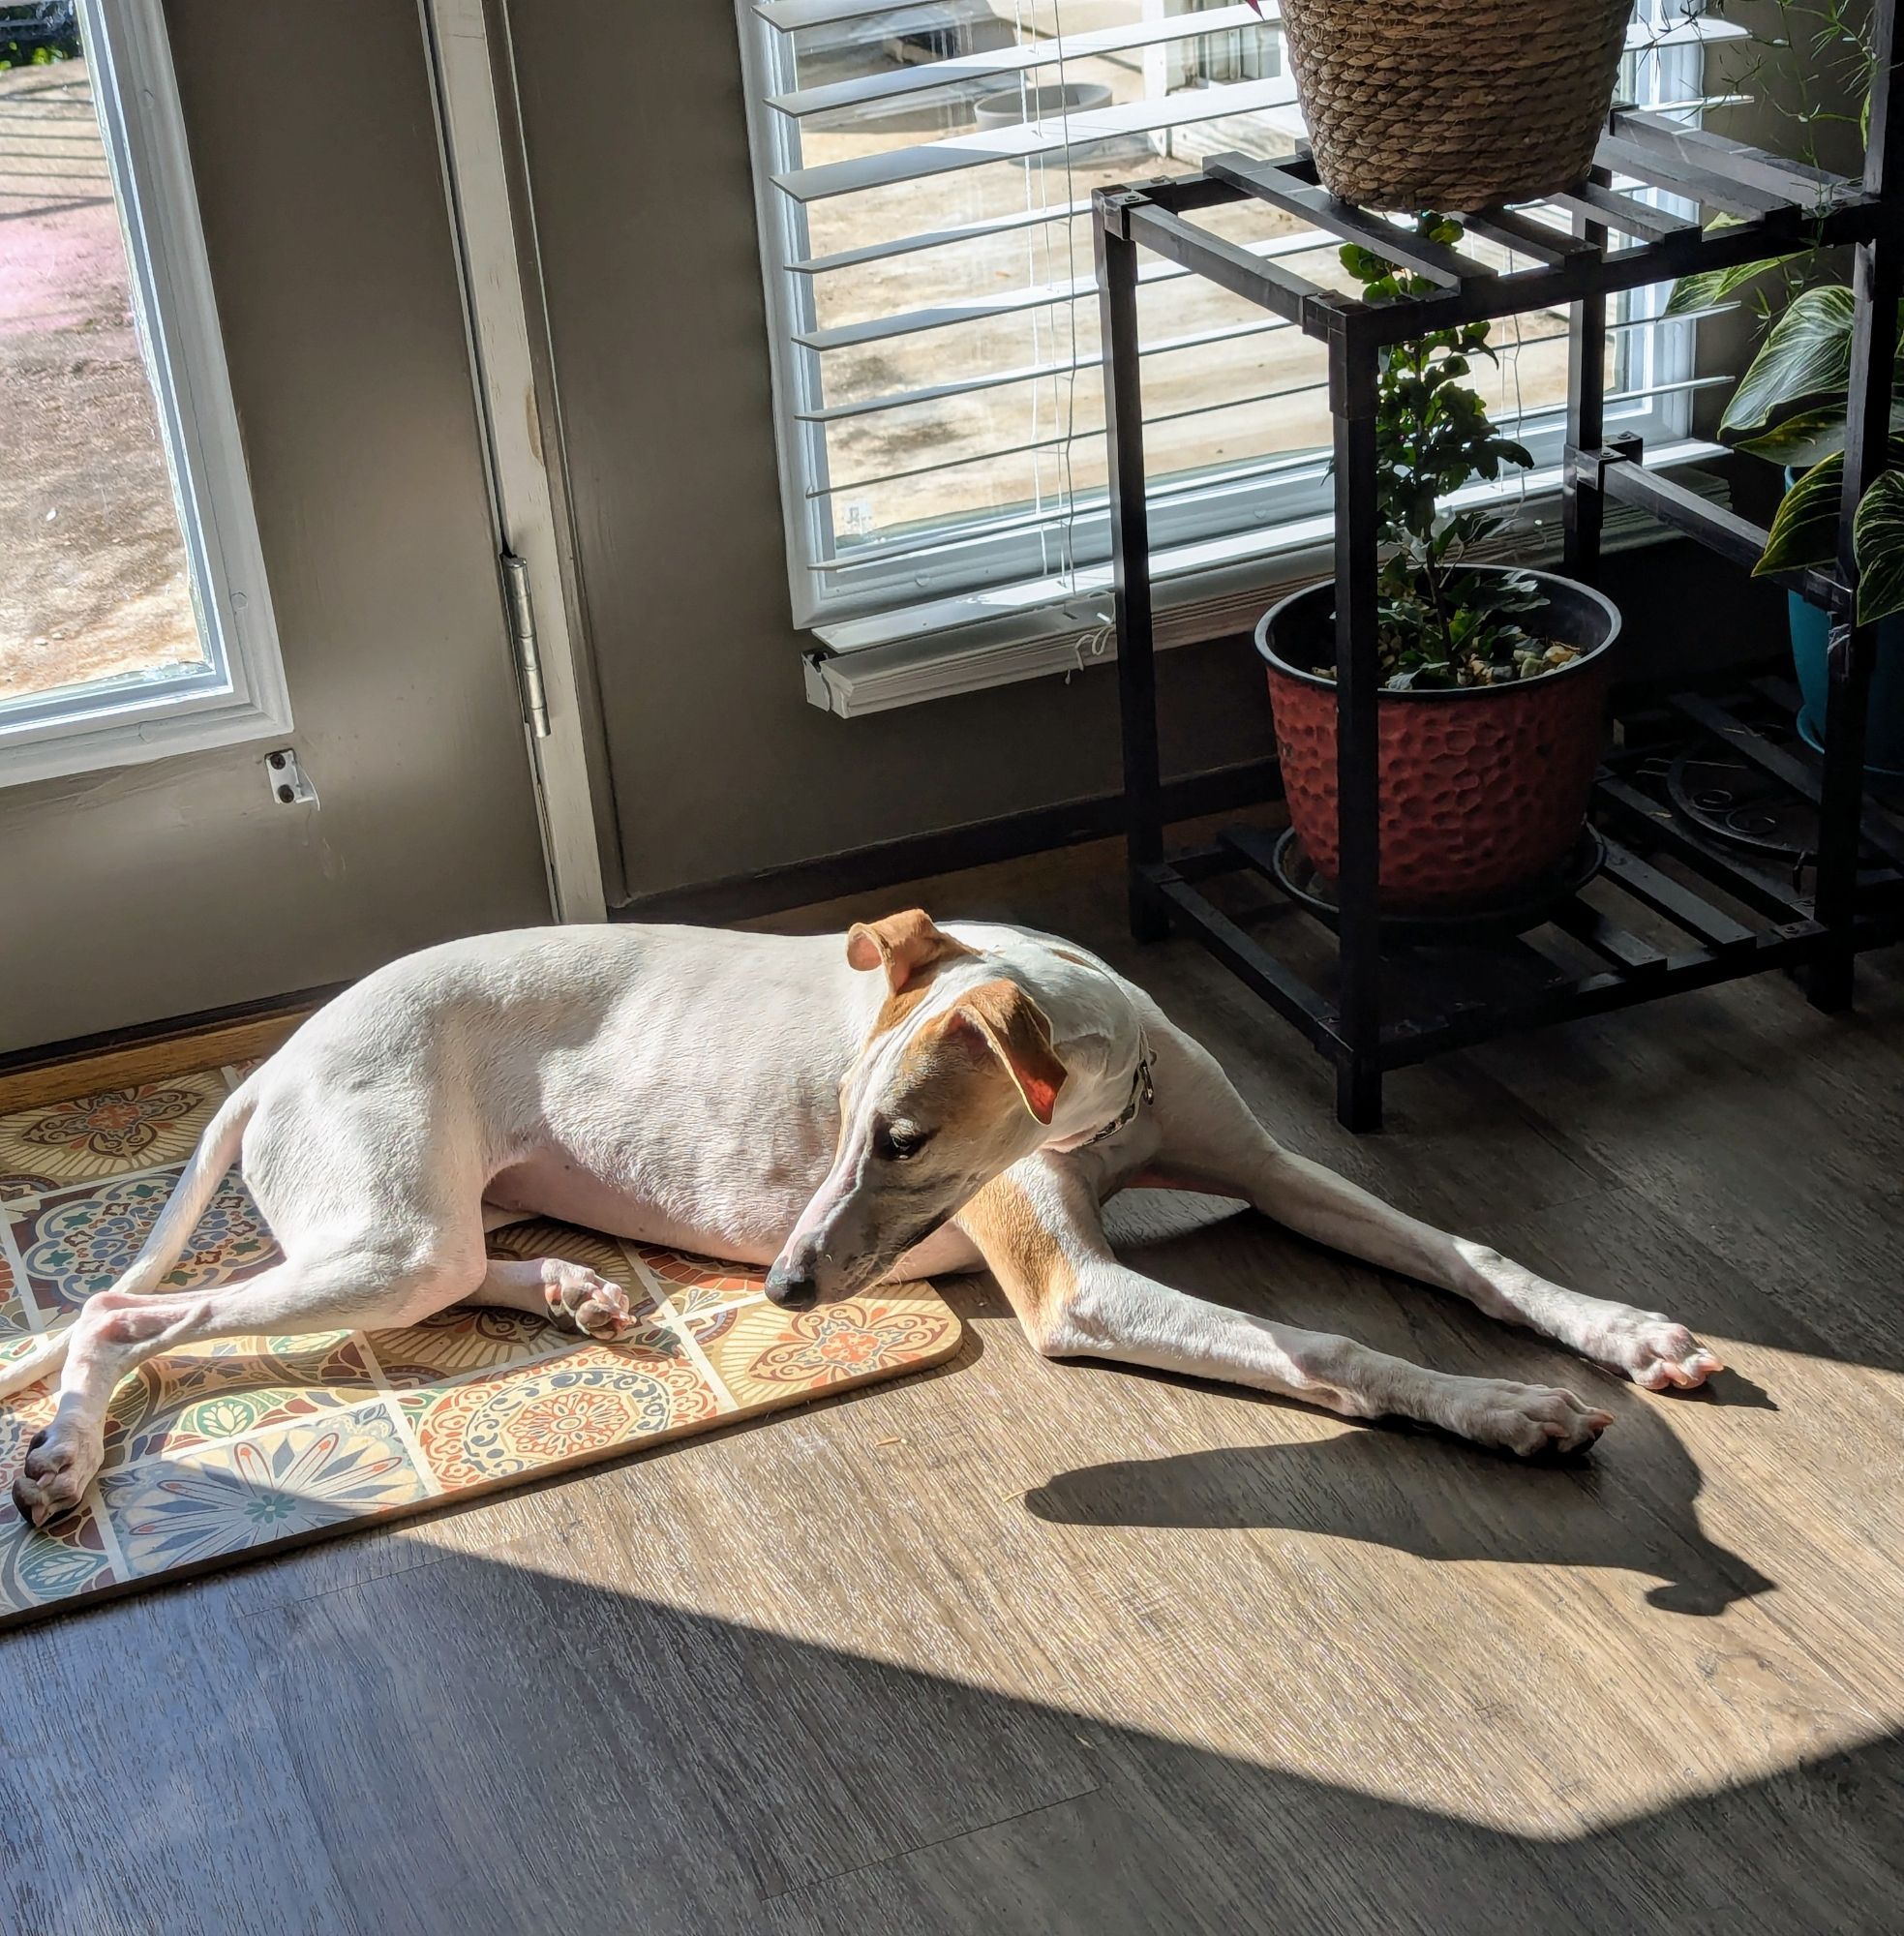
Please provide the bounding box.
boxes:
[4,833,1902,1935]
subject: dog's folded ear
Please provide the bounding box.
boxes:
[846,909,976,994]
[944,978,1068,1126]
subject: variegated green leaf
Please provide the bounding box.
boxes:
[1853,470,1904,624]
[1734,396,1904,469]
[1755,453,1843,576]
[1664,255,1799,319]
[1734,406,1848,468]
[1721,287,1856,442]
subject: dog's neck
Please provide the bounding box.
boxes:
[939,926,1151,1150]
[1043,1025,1154,1152]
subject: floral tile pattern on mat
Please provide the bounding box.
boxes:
[0,1497,116,1612]
[0,1073,227,1186]
[369,1306,569,1389]
[402,1345,722,1491]
[10,1170,278,1321]
[634,1244,769,1305]
[0,1065,962,1628]
[100,1332,378,1467]
[0,1250,25,1339]
[630,1244,769,1348]
[701,1295,959,1408]
[99,1404,431,1577]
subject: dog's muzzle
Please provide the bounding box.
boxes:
[764,1261,820,1312]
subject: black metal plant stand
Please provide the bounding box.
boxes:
[1094,11,1904,1133]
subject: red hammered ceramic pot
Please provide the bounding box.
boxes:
[1255,565,1619,913]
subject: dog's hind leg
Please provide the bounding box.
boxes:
[959,1157,1611,1458]
[12,1238,482,1528]
[1137,1022,1723,1392]
[467,1255,641,1341]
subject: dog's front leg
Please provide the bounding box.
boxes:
[469,1255,641,1340]
[1141,1024,1723,1392]
[956,1157,1609,1457]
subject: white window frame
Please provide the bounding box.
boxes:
[0,0,289,789]
[739,1,1729,677]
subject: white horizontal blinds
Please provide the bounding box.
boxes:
[744,0,1738,629]
[764,3,1272,125]
[755,0,1326,616]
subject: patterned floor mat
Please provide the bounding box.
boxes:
[0,1065,961,1627]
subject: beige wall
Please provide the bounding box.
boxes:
[0,1,552,1052]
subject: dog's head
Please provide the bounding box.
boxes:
[765,911,1091,1310]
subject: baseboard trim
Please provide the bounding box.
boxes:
[612,756,1284,925]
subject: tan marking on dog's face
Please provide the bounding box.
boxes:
[847,909,982,1040]
[776,973,1070,1303]
[870,958,958,1040]
[851,980,1068,1198]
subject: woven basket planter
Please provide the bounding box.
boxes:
[1278,0,1631,212]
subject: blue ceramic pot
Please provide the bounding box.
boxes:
[1787,595,1904,780]
[1782,464,1904,778]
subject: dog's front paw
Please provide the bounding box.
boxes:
[543,1263,637,1341]
[1456,1380,1613,1458]
[1589,1313,1724,1392]
[12,1425,99,1527]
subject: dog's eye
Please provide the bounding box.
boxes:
[875,1121,930,1162]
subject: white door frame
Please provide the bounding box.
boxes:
[417,0,608,924]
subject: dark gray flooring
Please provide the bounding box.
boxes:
[6,833,1902,1936]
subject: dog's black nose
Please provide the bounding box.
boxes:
[765,1262,820,1312]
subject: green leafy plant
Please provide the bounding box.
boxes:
[1663,4,1904,622]
[1340,219,1579,690]
[0,40,71,67]
[0,0,78,68]
[1686,273,1904,622]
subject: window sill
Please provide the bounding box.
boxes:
[0,675,294,790]
[802,440,1726,719]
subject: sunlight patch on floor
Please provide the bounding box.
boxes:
[405,1329,1904,1840]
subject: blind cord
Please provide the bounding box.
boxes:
[1015,0,1089,605]
[1051,1,1112,654]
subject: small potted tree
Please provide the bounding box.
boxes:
[1254,219,1622,913]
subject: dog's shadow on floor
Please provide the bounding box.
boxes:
[1031,1195,1778,1618]
[1025,1413,1773,1618]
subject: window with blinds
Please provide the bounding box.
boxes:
[739,0,1739,650]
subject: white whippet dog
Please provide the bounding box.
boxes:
[5,912,1723,1525]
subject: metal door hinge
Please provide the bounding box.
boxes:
[500,552,551,739]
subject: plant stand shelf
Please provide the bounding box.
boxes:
[1095,28,1903,1132]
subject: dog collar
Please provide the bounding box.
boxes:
[1071,1033,1156,1149]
